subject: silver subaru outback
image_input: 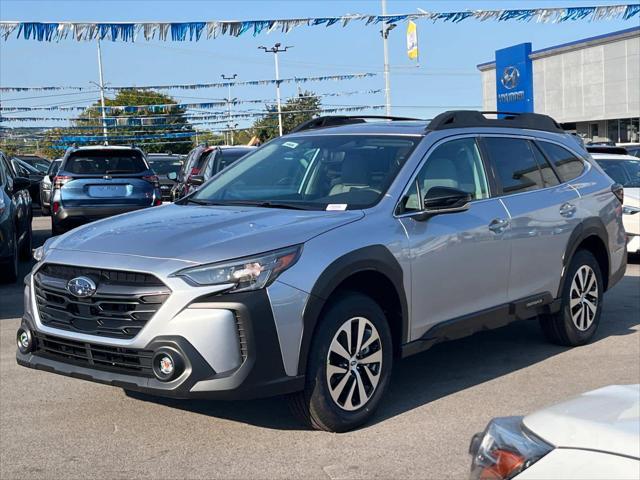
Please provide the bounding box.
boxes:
[17,111,627,432]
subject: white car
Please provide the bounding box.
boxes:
[592,153,640,254]
[469,385,640,479]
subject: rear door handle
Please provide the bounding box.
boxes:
[488,218,509,234]
[559,203,577,218]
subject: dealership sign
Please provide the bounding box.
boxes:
[495,43,534,116]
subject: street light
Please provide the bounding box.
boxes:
[221,74,237,144]
[259,43,293,136]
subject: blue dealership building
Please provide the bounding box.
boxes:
[478,26,639,144]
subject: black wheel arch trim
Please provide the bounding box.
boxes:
[560,218,610,297]
[297,245,408,376]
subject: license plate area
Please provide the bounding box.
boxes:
[88,184,130,197]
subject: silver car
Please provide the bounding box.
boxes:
[17,111,627,432]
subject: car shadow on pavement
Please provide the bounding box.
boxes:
[126,269,639,431]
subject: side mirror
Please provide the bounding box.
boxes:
[189,175,205,187]
[412,186,472,221]
[167,171,178,181]
[13,177,31,191]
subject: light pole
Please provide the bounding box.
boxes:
[221,74,237,144]
[381,0,393,116]
[259,43,292,136]
[96,38,109,145]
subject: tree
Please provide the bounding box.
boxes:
[41,89,196,157]
[246,91,321,143]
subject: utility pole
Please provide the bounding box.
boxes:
[259,43,292,136]
[381,0,392,116]
[96,39,109,145]
[221,74,237,145]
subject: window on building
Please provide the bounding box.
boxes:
[483,137,545,194]
[537,141,585,182]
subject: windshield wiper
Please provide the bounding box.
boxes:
[223,200,313,210]
[183,197,220,206]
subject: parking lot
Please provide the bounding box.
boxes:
[0,212,637,479]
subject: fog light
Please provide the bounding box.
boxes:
[152,349,184,381]
[16,328,34,354]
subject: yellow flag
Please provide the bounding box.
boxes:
[406,21,418,60]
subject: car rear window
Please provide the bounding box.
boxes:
[64,150,147,175]
[537,141,585,182]
[148,158,183,175]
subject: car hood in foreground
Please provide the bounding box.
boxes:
[523,385,640,459]
[49,203,364,264]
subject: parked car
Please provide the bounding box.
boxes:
[469,384,640,479]
[18,111,627,432]
[14,154,50,174]
[592,152,640,254]
[39,159,62,216]
[170,144,209,201]
[10,158,43,205]
[0,151,33,282]
[180,146,256,191]
[49,145,162,235]
[146,153,184,202]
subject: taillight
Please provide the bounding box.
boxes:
[611,183,624,204]
[53,175,72,189]
[190,167,200,176]
[52,202,60,214]
[142,175,160,188]
[154,198,162,206]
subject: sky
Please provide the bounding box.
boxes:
[0,0,638,133]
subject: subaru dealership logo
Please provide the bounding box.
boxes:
[501,66,520,90]
[66,276,97,298]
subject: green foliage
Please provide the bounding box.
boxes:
[249,91,321,142]
[39,89,195,157]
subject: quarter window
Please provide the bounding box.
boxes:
[531,143,560,187]
[483,137,545,194]
[537,141,585,182]
[403,137,489,212]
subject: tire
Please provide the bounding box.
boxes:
[540,249,604,347]
[41,205,50,216]
[289,292,393,432]
[18,225,32,261]
[0,230,19,284]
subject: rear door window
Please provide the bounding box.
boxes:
[483,137,545,194]
[537,141,585,182]
[65,151,147,175]
[531,142,560,187]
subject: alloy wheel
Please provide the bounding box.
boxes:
[326,316,383,411]
[569,265,598,331]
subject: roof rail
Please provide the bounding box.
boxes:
[427,110,564,133]
[290,115,420,133]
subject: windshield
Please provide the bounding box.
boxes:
[596,158,640,188]
[149,158,183,176]
[64,150,148,175]
[191,135,421,210]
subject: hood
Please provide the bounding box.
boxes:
[49,203,363,265]
[523,385,640,458]
[624,187,640,207]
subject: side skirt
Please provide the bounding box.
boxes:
[401,293,560,358]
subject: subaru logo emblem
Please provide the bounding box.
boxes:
[501,66,520,90]
[66,276,97,298]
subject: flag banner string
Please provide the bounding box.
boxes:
[0,4,637,42]
[0,73,377,92]
[0,105,385,125]
[0,89,383,112]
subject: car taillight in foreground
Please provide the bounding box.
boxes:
[53,175,72,189]
[611,183,624,204]
[469,417,552,480]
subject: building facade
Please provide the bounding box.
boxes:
[478,27,639,144]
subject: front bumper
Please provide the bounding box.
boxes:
[18,268,305,400]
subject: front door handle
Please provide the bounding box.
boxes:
[559,203,577,218]
[488,218,509,234]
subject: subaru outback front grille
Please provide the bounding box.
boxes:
[33,332,154,377]
[34,263,171,340]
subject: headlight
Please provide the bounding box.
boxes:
[622,205,640,215]
[469,417,553,480]
[32,246,45,262]
[173,245,302,292]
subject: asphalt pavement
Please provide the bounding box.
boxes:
[1,214,639,479]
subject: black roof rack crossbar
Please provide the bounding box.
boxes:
[291,115,420,133]
[427,110,564,134]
